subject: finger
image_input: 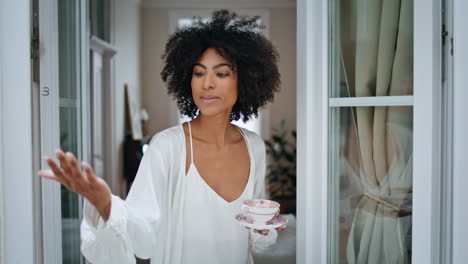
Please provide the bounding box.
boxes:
[66,152,87,183]
[37,169,69,188]
[82,162,97,183]
[276,226,286,232]
[55,150,72,179]
[46,157,70,186]
[253,229,269,236]
[38,170,60,181]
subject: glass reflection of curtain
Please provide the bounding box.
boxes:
[340,0,413,263]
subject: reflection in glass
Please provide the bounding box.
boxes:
[330,106,413,263]
[58,0,83,263]
[90,0,110,42]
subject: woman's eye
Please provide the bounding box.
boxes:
[193,72,204,77]
[217,73,230,78]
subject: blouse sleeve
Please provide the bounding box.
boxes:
[249,134,278,253]
[80,141,167,264]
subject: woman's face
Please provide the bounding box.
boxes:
[191,48,238,119]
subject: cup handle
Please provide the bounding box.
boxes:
[241,204,249,215]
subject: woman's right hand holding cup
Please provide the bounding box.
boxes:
[37,149,112,221]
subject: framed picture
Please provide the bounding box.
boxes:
[125,84,143,140]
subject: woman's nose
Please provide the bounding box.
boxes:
[203,73,215,89]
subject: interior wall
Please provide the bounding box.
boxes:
[113,0,142,197]
[140,7,177,134]
[269,8,297,138]
[140,7,297,139]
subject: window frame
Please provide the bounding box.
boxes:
[452,0,468,262]
[296,0,444,263]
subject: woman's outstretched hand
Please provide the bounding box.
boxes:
[37,149,112,221]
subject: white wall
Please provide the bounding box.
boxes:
[0,0,35,263]
[140,7,297,139]
[112,0,142,197]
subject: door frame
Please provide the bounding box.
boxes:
[452,0,468,262]
[0,0,35,263]
[296,0,328,263]
[89,36,117,188]
[412,0,443,263]
[37,0,63,262]
[35,0,90,263]
[296,0,444,263]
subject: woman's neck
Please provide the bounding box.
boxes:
[190,114,237,148]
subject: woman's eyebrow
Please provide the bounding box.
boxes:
[194,63,232,70]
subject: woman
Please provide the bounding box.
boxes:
[38,9,283,264]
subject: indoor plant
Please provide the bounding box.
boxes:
[265,120,296,214]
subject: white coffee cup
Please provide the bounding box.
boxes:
[241,199,280,224]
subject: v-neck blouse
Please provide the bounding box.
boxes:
[185,121,252,204]
[80,123,278,264]
[182,122,253,264]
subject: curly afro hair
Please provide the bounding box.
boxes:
[161,9,281,122]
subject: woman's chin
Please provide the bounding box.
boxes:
[198,109,231,119]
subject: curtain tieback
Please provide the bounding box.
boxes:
[364,192,400,211]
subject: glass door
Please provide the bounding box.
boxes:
[38,0,89,263]
[327,1,414,263]
[58,0,86,263]
[297,0,440,263]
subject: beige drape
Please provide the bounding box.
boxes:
[341,0,414,263]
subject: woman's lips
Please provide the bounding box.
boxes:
[200,96,219,104]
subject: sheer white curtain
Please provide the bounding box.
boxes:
[341,0,414,263]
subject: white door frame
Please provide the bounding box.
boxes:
[297,0,443,263]
[38,0,63,262]
[296,0,328,263]
[0,0,35,263]
[36,0,89,263]
[412,0,443,263]
[105,0,121,196]
[452,0,468,262]
[89,36,117,188]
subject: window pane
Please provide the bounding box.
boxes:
[332,0,414,98]
[328,106,413,263]
[89,0,110,41]
[58,0,83,263]
[58,0,81,100]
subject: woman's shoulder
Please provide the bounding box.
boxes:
[238,127,266,153]
[146,124,184,153]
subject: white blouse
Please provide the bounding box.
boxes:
[80,123,277,264]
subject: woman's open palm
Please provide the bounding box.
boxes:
[37,149,112,219]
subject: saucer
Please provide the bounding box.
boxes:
[235,213,288,230]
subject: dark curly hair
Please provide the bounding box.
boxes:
[161,9,281,122]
